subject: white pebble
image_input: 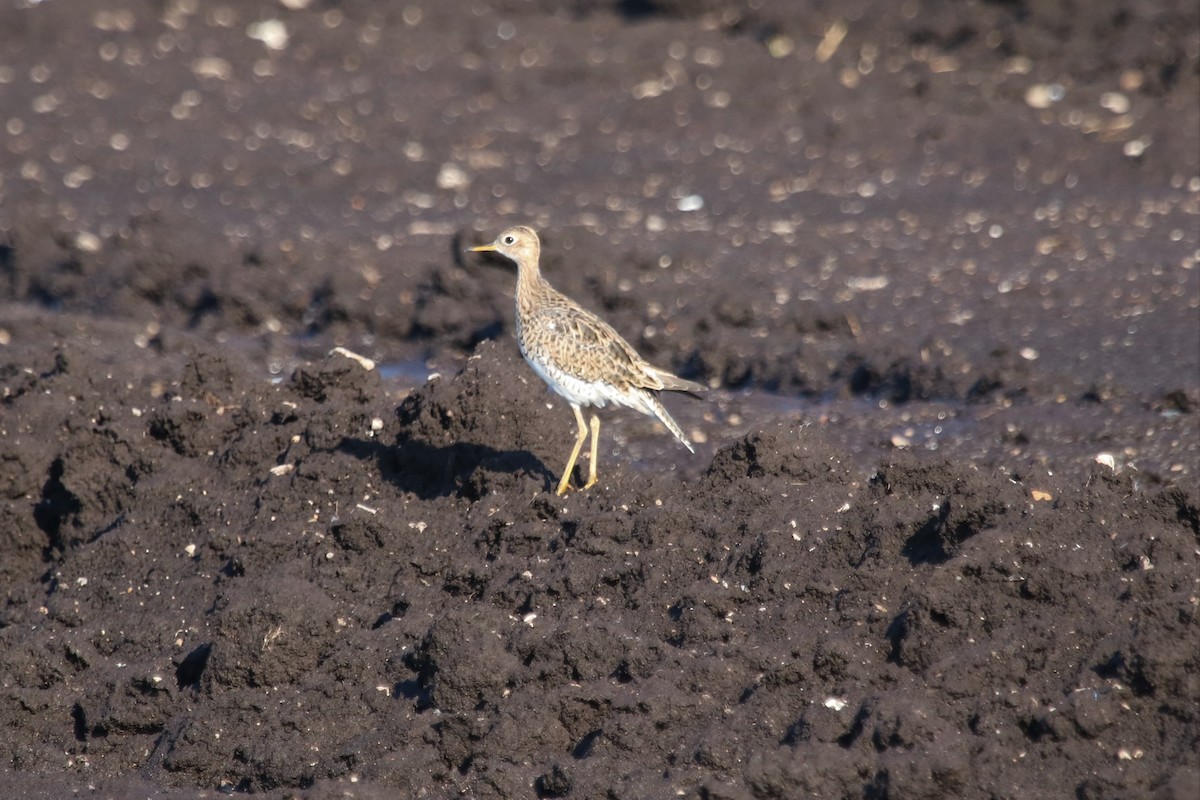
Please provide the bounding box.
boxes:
[247,20,289,51]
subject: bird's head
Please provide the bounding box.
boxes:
[468,225,541,266]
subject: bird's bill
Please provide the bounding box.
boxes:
[468,243,497,253]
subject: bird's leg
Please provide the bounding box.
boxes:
[583,413,600,489]
[556,404,590,496]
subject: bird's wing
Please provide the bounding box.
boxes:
[649,368,705,395]
[530,304,667,391]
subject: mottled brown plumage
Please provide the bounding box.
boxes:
[470,226,702,495]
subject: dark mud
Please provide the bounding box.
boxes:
[2,1,1198,798]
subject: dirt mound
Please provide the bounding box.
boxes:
[2,333,1196,797]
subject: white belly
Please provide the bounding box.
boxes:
[524,352,612,408]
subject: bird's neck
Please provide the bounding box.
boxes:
[515,259,547,313]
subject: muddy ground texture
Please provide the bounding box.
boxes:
[2,0,1199,798]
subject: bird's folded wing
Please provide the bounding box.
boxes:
[651,369,705,395]
[532,305,664,390]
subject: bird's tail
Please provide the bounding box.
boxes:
[642,391,694,453]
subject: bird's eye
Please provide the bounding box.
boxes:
[503,236,515,245]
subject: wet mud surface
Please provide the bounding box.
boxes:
[1,1,1198,798]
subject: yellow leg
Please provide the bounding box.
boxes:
[583,413,600,489]
[556,404,590,496]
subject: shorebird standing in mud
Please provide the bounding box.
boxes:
[469,226,702,496]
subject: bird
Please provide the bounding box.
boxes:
[468,226,703,496]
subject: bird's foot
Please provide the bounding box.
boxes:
[554,474,597,496]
